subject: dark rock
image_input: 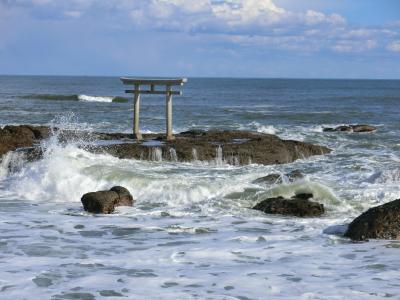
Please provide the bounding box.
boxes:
[253,170,304,185]
[344,199,400,241]
[294,193,313,200]
[110,186,134,206]
[322,128,335,132]
[323,124,376,133]
[94,130,331,165]
[1,125,331,166]
[0,125,51,157]
[337,126,352,132]
[323,126,351,132]
[179,129,206,137]
[81,191,119,214]
[351,125,377,132]
[253,174,282,185]
[287,170,304,181]
[253,194,324,217]
[81,186,134,214]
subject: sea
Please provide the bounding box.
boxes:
[0,76,400,299]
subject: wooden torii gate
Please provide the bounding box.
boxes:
[121,77,187,141]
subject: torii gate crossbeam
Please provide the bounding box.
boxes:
[120,77,187,141]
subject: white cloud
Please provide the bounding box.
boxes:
[2,0,399,55]
[387,41,400,52]
[64,10,82,18]
[332,39,377,53]
[211,0,285,25]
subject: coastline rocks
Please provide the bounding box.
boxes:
[352,125,377,132]
[345,199,400,241]
[81,186,134,214]
[1,125,331,166]
[253,170,304,185]
[323,125,376,133]
[0,125,51,157]
[253,193,324,217]
[95,130,331,166]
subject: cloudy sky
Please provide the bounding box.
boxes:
[0,0,399,78]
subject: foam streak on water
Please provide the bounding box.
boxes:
[78,94,114,102]
[1,77,400,299]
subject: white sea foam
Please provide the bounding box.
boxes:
[0,151,26,181]
[246,121,277,134]
[78,94,114,102]
[1,114,400,299]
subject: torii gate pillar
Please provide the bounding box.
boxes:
[120,77,187,141]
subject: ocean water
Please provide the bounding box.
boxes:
[0,76,400,299]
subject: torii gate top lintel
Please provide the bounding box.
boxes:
[121,77,187,86]
[120,77,187,141]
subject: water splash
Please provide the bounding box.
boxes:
[246,121,277,135]
[0,151,26,180]
[169,148,178,162]
[215,146,224,166]
[192,148,198,161]
[150,148,163,162]
[227,156,240,166]
[43,112,95,152]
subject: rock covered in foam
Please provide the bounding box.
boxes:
[345,199,400,241]
[81,186,134,214]
[323,124,376,133]
[253,193,324,217]
[253,170,304,185]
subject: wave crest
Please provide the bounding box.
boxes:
[19,94,128,103]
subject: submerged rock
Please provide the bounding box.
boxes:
[253,170,304,185]
[323,125,376,133]
[81,186,134,214]
[253,193,324,217]
[345,199,400,241]
[351,125,377,132]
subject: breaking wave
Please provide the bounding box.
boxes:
[19,94,129,103]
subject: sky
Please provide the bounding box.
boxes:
[0,0,399,78]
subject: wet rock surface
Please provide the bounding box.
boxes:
[253,170,304,185]
[1,125,331,166]
[0,125,50,156]
[345,199,400,241]
[253,193,325,217]
[93,130,331,165]
[81,186,134,214]
[323,124,376,133]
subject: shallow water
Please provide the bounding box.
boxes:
[0,76,400,299]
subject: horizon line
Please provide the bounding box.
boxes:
[1,73,400,81]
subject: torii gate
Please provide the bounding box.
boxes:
[121,77,187,141]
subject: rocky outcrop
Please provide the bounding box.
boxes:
[351,125,377,132]
[344,199,400,241]
[253,170,304,185]
[323,125,376,133]
[0,125,50,156]
[253,193,324,217]
[81,186,134,214]
[94,130,331,166]
[1,125,331,166]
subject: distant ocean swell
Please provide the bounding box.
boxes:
[18,94,129,103]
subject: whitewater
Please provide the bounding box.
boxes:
[1,76,400,299]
